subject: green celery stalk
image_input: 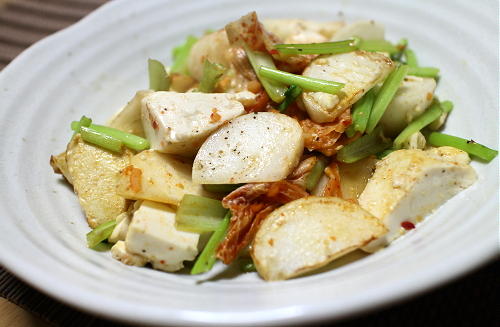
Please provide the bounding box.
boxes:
[337,126,392,163]
[393,101,443,149]
[191,211,231,275]
[391,38,408,62]
[175,195,228,233]
[408,66,440,78]
[171,35,198,75]
[404,48,419,67]
[71,115,92,134]
[274,39,358,55]
[346,89,376,137]
[427,132,498,162]
[244,46,287,103]
[203,184,243,193]
[366,64,409,134]
[305,157,328,192]
[358,39,398,54]
[278,85,303,112]
[80,126,123,153]
[86,220,117,249]
[148,59,170,91]
[238,257,257,272]
[376,148,396,159]
[198,60,227,93]
[72,121,150,152]
[259,66,345,94]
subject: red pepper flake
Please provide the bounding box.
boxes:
[401,221,415,230]
[269,49,279,55]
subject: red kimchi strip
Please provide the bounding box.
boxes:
[322,161,343,198]
[216,181,308,264]
[300,109,352,156]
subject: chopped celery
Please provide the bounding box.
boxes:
[346,88,376,137]
[393,101,443,149]
[259,66,345,94]
[274,39,358,55]
[244,46,287,103]
[337,126,392,163]
[203,184,243,193]
[377,148,395,159]
[72,121,150,152]
[404,48,419,67]
[80,126,123,153]
[191,211,231,275]
[391,38,408,62]
[175,195,228,233]
[171,35,198,75]
[358,39,398,54]
[92,242,114,252]
[198,60,226,93]
[408,66,440,78]
[366,64,409,134]
[305,157,328,192]
[148,59,170,91]
[86,220,117,249]
[238,257,257,272]
[278,85,303,112]
[427,132,498,162]
[71,115,92,135]
[440,100,454,113]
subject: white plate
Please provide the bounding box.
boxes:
[0,0,498,326]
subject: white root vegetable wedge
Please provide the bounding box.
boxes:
[358,147,477,253]
[187,30,232,81]
[263,19,345,44]
[125,201,200,272]
[193,112,304,184]
[379,76,436,136]
[302,51,394,123]
[331,20,385,41]
[66,134,133,228]
[142,91,255,156]
[251,196,387,281]
[108,90,153,138]
[116,150,211,205]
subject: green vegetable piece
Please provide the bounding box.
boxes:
[404,48,419,67]
[440,100,454,113]
[203,184,243,193]
[191,211,231,275]
[72,121,150,152]
[346,88,376,137]
[148,59,170,91]
[175,195,228,233]
[244,46,287,103]
[358,39,398,54]
[278,85,303,112]
[366,64,409,134]
[171,35,198,75]
[427,132,498,162]
[238,257,257,272]
[305,157,328,192]
[71,115,92,134]
[90,124,150,152]
[393,101,443,149]
[198,60,227,93]
[337,126,392,163]
[92,242,114,252]
[86,220,117,249]
[80,126,123,153]
[391,38,408,62]
[259,66,345,94]
[407,66,440,78]
[274,39,358,55]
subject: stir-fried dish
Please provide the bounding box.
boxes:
[50,13,498,281]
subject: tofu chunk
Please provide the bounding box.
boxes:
[107,90,153,138]
[263,19,345,44]
[116,150,211,205]
[142,91,255,156]
[125,201,200,272]
[358,147,477,252]
[302,51,394,123]
[65,135,133,228]
[379,76,436,136]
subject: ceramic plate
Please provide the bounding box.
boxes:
[0,0,498,325]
